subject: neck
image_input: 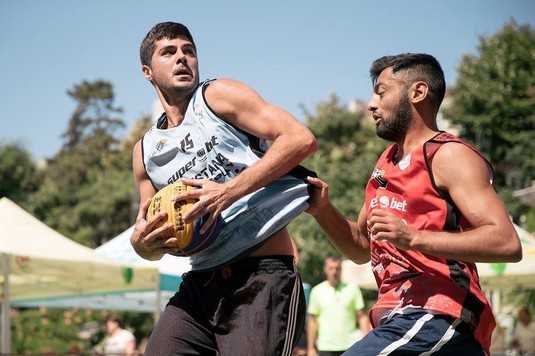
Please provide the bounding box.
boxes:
[328,280,339,288]
[155,87,194,127]
[397,128,440,159]
[158,99,189,128]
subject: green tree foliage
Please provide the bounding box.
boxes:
[120,114,155,219]
[12,307,153,354]
[443,20,535,222]
[442,20,535,309]
[10,100,156,351]
[27,80,134,247]
[0,143,42,203]
[62,80,125,151]
[289,95,387,285]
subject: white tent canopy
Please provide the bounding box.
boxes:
[16,226,192,314]
[94,225,192,311]
[0,197,158,353]
[95,226,191,279]
[476,223,535,290]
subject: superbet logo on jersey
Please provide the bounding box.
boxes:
[369,195,407,212]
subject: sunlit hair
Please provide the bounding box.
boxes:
[140,22,196,67]
[370,53,446,111]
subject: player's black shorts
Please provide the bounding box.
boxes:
[144,255,306,356]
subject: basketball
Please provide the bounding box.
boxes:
[147,182,221,256]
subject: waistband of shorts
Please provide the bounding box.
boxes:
[230,255,295,270]
[194,255,296,273]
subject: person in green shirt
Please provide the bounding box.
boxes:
[307,256,370,356]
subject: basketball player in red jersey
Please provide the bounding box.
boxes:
[306,53,522,355]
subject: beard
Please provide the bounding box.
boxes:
[376,94,412,142]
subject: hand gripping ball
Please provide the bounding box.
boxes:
[147,182,221,256]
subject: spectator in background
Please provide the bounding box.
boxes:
[512,307,535,355]
[489,319,506,355]
[307,256,369,356]
[101,316,136,356]
[66,344,83,356]
[39,346,56,356]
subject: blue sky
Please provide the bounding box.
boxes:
[1,0,534,161]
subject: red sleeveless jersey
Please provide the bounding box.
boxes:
[365,132,495,354]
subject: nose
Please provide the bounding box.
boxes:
[367,94,378,112]
[175,51,187,64]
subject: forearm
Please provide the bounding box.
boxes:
[225,130,317,200]
[306,316,319,351]
[409,225,521,263]
[313,202,370,263]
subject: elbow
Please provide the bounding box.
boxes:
[302,130,318,157]
[351,254,372,265]
[348,248,371,265]
[508,243,523,263]
[502,233,523,263]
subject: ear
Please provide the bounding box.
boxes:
[142,65,153,82]
[410,81,428,104]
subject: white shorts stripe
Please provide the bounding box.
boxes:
[281,269,300,356]
[419,317,462,356]
[378,313,434,355]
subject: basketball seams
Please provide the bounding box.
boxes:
[148,182,221,256]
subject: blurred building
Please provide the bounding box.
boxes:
[151,99,165,123]
[513,181,535,207]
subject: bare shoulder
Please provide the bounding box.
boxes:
[204,78,257,97]
[132,139,143,161]
[132,139,146,180]
[204,78,267,125]
[432,141,493,190]
[207,78,250,91]
[133,138,142,152]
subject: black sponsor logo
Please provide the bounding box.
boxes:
[371,168,388,188]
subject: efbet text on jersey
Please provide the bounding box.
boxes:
[369,195,408,212]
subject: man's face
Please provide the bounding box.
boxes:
[324,259,342,287]
[106,320,119,335]
[367,67,412,142]
[142,37,199,99]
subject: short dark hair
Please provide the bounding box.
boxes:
[106,316,122,327]
[140,22,196,67]
[370,53,446,110]
[324,256,342,265]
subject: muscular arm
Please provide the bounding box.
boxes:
[207,78,317,198]
[130,140,182,260]
[369,142,522,262]
[179,78,318,228]
[306,176,370,263]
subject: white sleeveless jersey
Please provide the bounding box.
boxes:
[142,79,310,270]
